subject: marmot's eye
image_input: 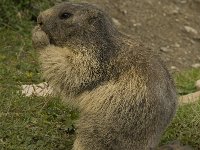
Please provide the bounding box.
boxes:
[60,12,73,19]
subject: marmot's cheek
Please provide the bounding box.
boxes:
[32,26,50,50]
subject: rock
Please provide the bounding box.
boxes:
[21,82,53,97]
[112,18,121,27]
[122,10,127,15]
[171,7,180,14]
[175,19,180,22]
[133,23,142,27]
[160,46,172,52]
[195,80,200,90]
[174,43,180,48]
[166,5,180,15]
[184,26,198,35]
[191,63,200,68]
[171,66,177,70]
[130,20,142,27]
[176,0,188,4]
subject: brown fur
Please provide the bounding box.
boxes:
[32,2,177,150]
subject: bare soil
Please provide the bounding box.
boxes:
[84,0,200,72]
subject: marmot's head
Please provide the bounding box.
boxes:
[33,2,117,49]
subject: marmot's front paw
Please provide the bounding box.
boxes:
[32,26,50,50]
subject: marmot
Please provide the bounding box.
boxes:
[32,2,177,150]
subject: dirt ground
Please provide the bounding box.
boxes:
[82,0,200,72]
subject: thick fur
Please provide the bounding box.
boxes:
[32,2,177,150]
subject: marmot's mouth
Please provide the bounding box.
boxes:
[49,36,56,45]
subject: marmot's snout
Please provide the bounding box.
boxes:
[37,8,55,28]
[37,14,44,26]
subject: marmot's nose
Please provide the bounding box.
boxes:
[37,14,44,26]
[37,8,54,26]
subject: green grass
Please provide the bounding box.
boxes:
[0,27,78,149]
[1,0,200,149]
[175,69,200,95]
[0,94,77,149]
[159,69,200,149]
[0,1,78,149]
[161,101,200,149]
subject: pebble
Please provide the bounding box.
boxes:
[133,23,142,27]
[131,19,141,27]
[167,6,180,15]
[122,10,127,15]
[171,66,177,70]
[174,43,180,48]
[191,63,200,68]
[160,46,171,52]
[112,18,121,27]
[171,7,180,14]
[195,80,200,90]
[184,26,198,35]
[176,0,187,4]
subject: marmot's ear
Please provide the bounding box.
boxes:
[88,16,99,25]
[87,10,104,25]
